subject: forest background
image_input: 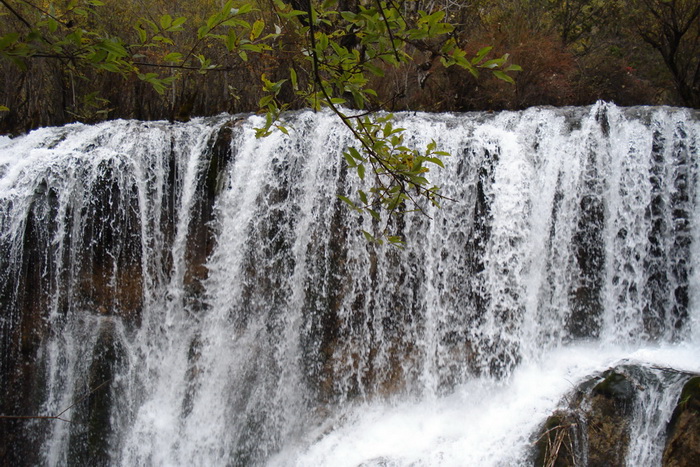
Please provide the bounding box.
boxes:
[0,0,698,136]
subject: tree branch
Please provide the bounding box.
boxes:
[0,379,111,424]
[0,0,33,30]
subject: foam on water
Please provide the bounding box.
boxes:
[272,342,700,466]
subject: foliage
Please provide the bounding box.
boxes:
[632,0,700,107]
[0,0,521,242]
[1,1,697,239]
[252,1,520,240]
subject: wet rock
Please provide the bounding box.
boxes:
[183,122,235,301]
[76,158,144,326]
[586,370,636,466]
[0,183,57,466]
[533,365,696,467]
[567,191,605,339]
[532,410,581,467]
[663,376,700,467]
[67,320,125,466]
[532,370,636,467]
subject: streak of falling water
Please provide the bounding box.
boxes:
[0,103,698,466]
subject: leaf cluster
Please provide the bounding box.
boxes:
[0,0,522,242]
[248,0,519,242]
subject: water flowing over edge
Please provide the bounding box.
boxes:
[0,102,698,466]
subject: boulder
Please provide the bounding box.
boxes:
[662,376,700,467]
[533,365,699,467]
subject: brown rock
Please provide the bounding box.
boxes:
[586,370,636,466]
[532,410,579,467]
[663,376,700,467]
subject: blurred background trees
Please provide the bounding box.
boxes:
[0,0,698,135]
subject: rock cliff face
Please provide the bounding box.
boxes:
[0,105,698,465]
[533,366,700,467]
[0,120,235,465]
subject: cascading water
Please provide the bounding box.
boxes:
[0,103,698,466]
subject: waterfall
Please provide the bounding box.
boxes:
[0,103,698,466]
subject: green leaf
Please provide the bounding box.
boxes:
[338,195,356,209]
[364,62,384,77]
[250,19,264,40]
[197,25,210,40]
[387,236,406,248]
[358,164,366,180]
[343,152,357,168]
[362,230,381,244]
[241,43,262,52]
[171,17,187,29]
[289,67,298,90]
[134,26,147,43]
[97,62,121,72]
[64,29,83,46]
[382,121,393,137]
[0,105,9,111]
[97,40,127,58]
[0,33,19,51]
[359,190,368,205]
[259,95,273,108]
[225,29,237,51]
[472,46,493,65]
[207,12,222,29]
[142,19,159,33]
[431,23,453,36]
[425,157,445,168]
[138,73,169,94]
[432,10,447,23]
[317,32,329,51]
[329,39,347,57]
[493,70,515,84]
[237,3,253,15]
[160,14,172,30]
[280,9,307,19]
[348,147,363,162]
[481,58,505,69]
[164,52,182,63]
[418,10,445,26]
[153,35,174,45]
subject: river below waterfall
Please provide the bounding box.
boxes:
[0,102,699,466]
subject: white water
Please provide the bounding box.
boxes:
[274,344,699,467]
[0,103,698,466]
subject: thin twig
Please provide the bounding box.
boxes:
[0,379,111,424]
[0,0,33,29]
[19,0,71,28]
[374,0,401,62]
